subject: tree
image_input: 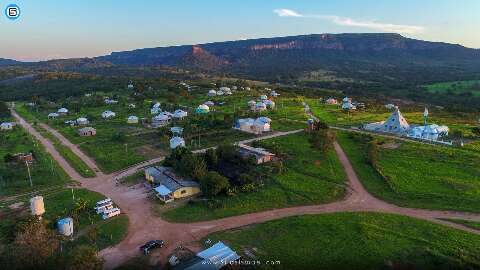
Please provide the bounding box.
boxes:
[204,148,218,168]
[111,132,126,142]
[216,144,237,162]
[3,153,15,163]
[200,171,230,197]
[67,245,103,270]
[0,102,10,118]
[451,130,464,141]
[309,128,336,155]
[365,140,379,167]
[10,217,60,269]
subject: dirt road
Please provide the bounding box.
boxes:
[12,110,480,269]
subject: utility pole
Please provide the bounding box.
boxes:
[25,161,32,187]
[124,143,128,154]
[71,188,75,202]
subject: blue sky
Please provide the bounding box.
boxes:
[1,0,478,61]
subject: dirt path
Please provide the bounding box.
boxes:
[12,110,480,270]
[39,123,105,176]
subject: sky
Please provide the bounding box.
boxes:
[1,0,479,61]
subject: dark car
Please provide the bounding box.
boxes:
[140,240,165,255]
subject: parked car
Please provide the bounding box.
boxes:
[140,240,165,255]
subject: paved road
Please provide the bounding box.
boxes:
[12,110,480,269]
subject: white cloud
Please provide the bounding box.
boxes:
[273,9,425,34]
[273,9,303,18]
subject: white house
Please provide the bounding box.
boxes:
[127,116,139,124]
[342,97,356,111]
[152,114,171,128]
[101,110,116,119]
[169,137,185,149]
[208,90,217,97]
[255,102,267,111]
[173,109,188,119]
[204,101,215,107]
[0,122,14,131]
[48,113,59,119]
[104,99,118,105]
[57,108,69,115]
[234,117,271,134]
[76,117,89,125]
[219,86,231,92]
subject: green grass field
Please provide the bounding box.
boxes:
[205,213,480,270]
[161,132,346,222]
[425,80,480,97]
[0,127,71,196]
[74,215,129,251]
[337,132,480,213]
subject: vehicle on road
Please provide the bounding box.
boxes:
[140,240,165,255]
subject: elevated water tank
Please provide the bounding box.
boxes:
[57,217,74,236]
[30,196,45,216]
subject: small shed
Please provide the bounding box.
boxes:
[101,110,116,119]
[196,104,210,114]
[0,122,14,131]
[76,117,89,125]
[48,113,59,119]
[127,115,139,124]
[78,127,96,136]
[238,144,275,164]
[173,109,188,119]
[170,137,185,149]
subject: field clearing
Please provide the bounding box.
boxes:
[205,213,480,270]
[161,132,346,222]
[337,132,480,212]
[0,127,70,196]
[425,80,480,97]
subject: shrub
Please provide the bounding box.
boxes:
[200,171,230,197]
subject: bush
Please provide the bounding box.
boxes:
[200,171,230,197]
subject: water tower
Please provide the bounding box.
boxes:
[30,196,45,218]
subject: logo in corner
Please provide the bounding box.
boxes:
[5,4,21,20]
